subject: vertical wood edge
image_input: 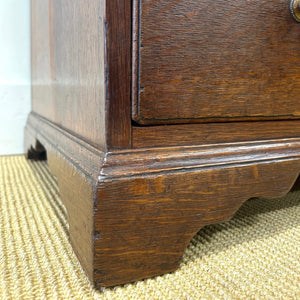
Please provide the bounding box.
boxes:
[131,0,140,123]
[105,0,132,150]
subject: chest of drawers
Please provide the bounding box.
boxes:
[25,0,300,287]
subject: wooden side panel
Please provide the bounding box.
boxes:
[51,0,106,149]
[31,0,106,149]
[133,0,300,124]
[31,0,54,121]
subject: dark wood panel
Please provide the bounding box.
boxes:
[31,0,133,150]
[50,0,106,149]
[133,120,300,148]
[133,0,300,124]
[31,0,54,121]
[105,0,132,149]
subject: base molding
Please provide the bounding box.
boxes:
[25,112,300,287]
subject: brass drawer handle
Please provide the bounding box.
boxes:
[290,0,300,22]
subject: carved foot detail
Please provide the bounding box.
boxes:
[24,113,300,287]
[94,145,300,286]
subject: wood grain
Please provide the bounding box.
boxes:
[105,0,132,149]
[94,138,300,286]
[27,0,300,288]
[132,0,300,124]
[25,112,105,280]
[132,120,300,148]
[31,0,53,121]
[101,138,300,177]
[51,0,106,149]
[25,114,300,287]
[31,0,106,149]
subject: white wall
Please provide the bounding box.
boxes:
[0,1,31,155]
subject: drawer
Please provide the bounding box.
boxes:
[132,0,300,124]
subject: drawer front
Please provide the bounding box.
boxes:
[132,0,300,124]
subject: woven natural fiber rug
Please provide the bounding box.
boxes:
[0,155,299,299]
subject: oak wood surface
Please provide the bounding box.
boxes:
[25,115,300,286]
[31,0,133,150]
[31,0,106,149]
[94,139,300,286]
[25,113,105,280]
[25,114,300,287]
[105,0,132,149]
[132,120,300,148]
[132,0,300,124]
[50,0,106,149]
[95,161,299,286]
[31,0,53,121]
[27,0,300,288]
[101,138,300,176]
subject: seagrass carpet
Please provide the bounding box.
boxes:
[0,155,299,299]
